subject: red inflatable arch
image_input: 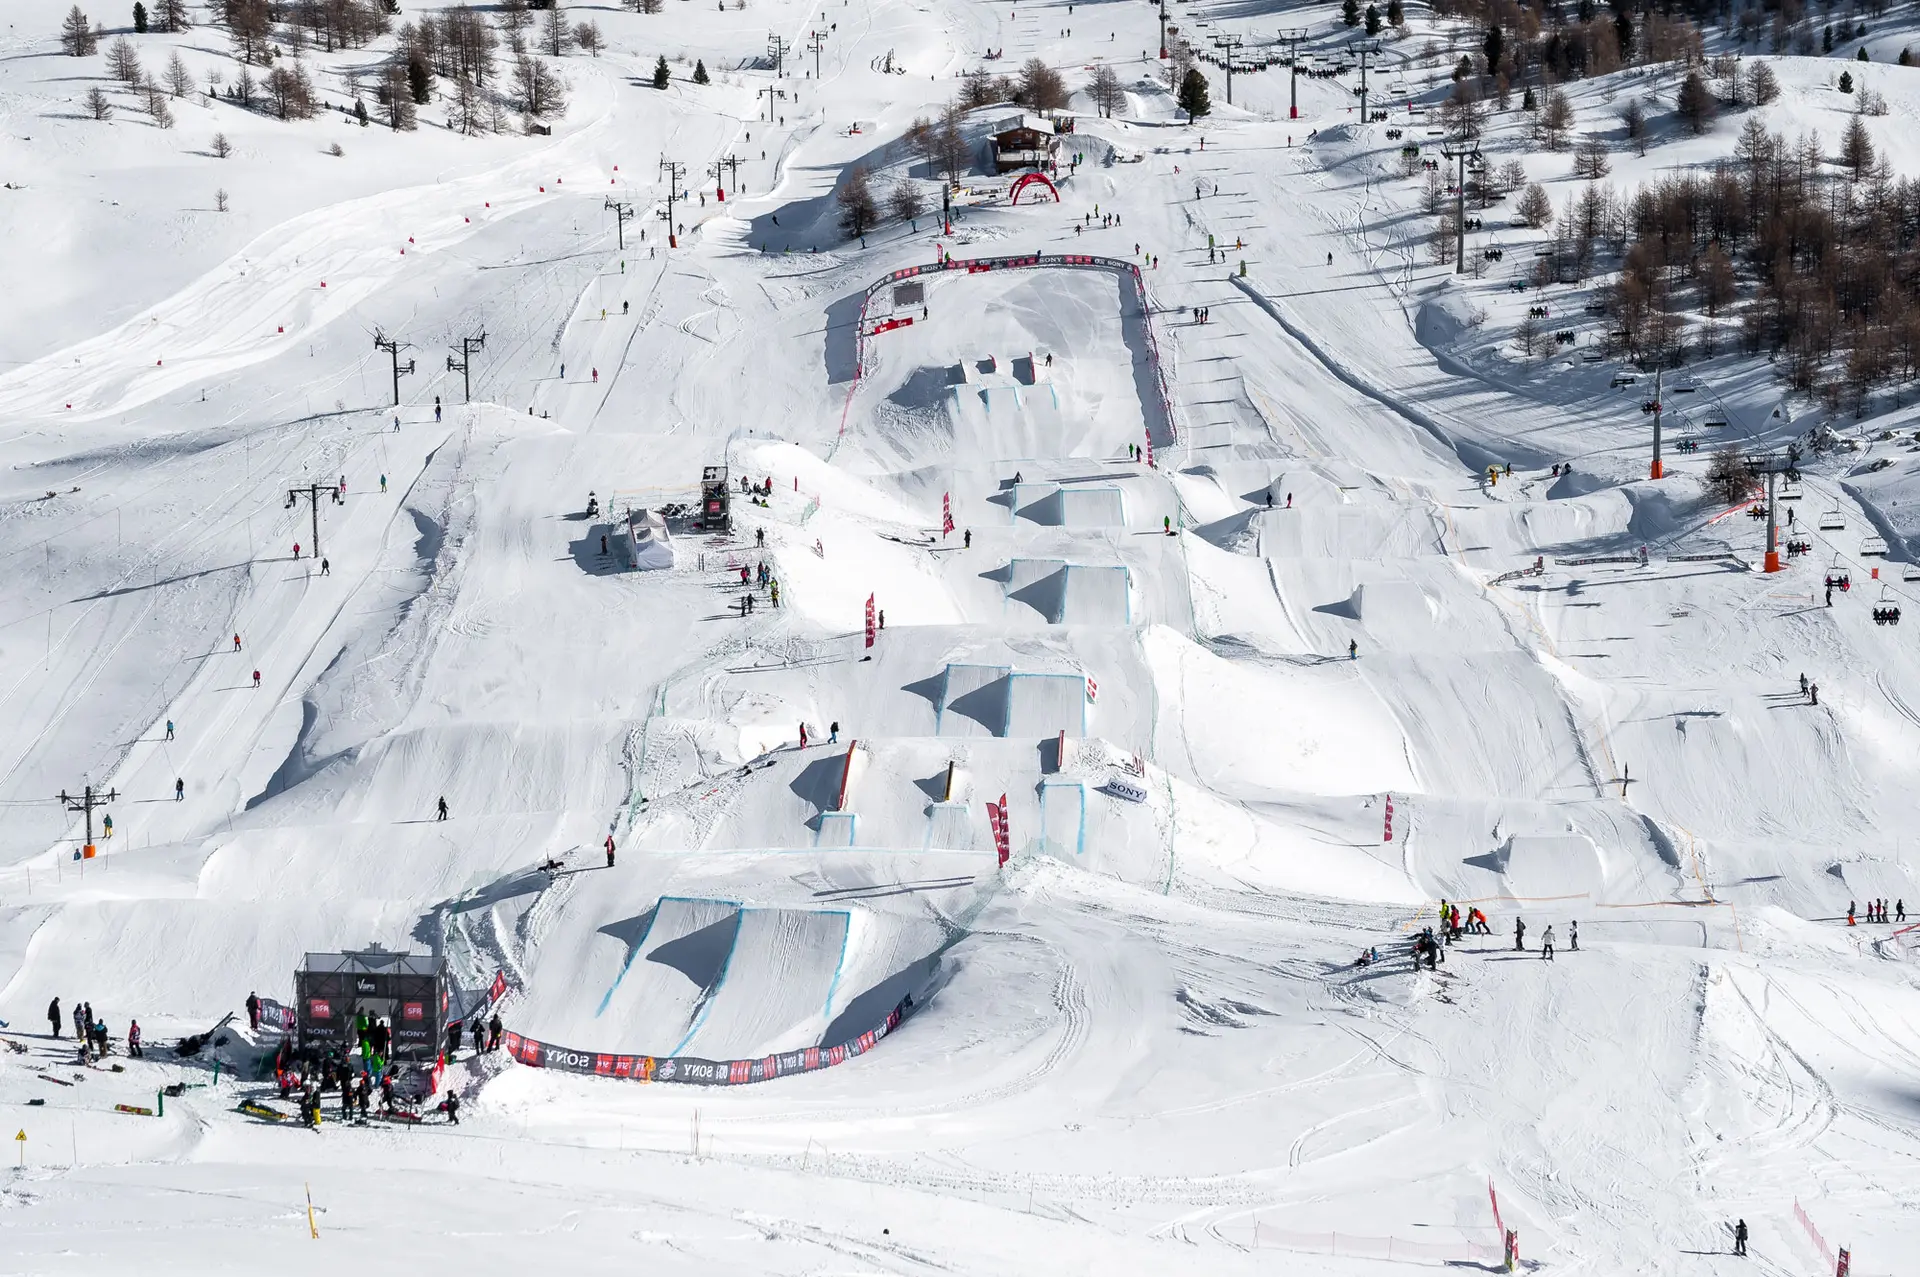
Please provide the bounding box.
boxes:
[1008,171,1059,205]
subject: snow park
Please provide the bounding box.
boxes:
[8,0,1920,1269]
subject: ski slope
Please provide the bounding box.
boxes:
[0,0,1918,1269]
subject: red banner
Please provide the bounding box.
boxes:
[1085,675,1098,703]
[942,492,954,537]
[988,794,1011,866]
[488,969,508,1007]
[864,594,876,649]
[1384,794,1395,843]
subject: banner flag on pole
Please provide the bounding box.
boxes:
[865,594,876,649]
[942,492,954,537]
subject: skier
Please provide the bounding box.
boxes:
[436,796,449,822]
[380,474,388,493]
[1734,1219,1748,1257]
[234,634,243,651]
[253,669,261,688]
[1163,516,1172,535]
[1541,925,1555,960]
[1327,252,1333,265]
[592,368,599,383]
[1800,673,1809,698]
[175,777,184,801]
[1810,682,1819,706]
[605,835,616,868]
[1900,899,1907,922]
[443,1089,461,1125]
[829,721,840,745]
[293,542,301,559]
[1349,639,1358,660]
[246,991,262,1030]
[1569,920,1579,951]
[964,529,972,549]
[74,1003,86,1039]
[379,1072,396,1115]
[623,301,630,315]
[127,1020,142,1058]
[1514,917,1526,951]
[47,996,60,1038]
[165,720,174,741]
[799,722,809,749]
[1848,901,1856,926]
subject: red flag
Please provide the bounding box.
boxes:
[865,594,876,649]
[988,793,1011,866]
[1384,794,1394,843]
[942,492,954,537]
[1145,433,1155,468]
[1085,675,1098,703]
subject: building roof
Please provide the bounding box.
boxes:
[301,950,442,978]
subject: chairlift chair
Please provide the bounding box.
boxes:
[1818,505,1846,531]
[1778,476,1803,500]
[1861,535,1888,557]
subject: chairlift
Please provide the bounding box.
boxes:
[1778,476,1803,500]
[1861,534,1888,557]
[1818,505,1846,531]
[1704,416,1729,430]
[1874,585,1903,626]
[1903,561,1920,583]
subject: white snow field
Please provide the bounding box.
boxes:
[4,0,1920,1269]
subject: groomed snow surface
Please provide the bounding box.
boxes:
[1,0,1919,1269]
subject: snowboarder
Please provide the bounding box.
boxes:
[165,720,174,740]
[1734,1219,1748,1257]
[127,1020,142,1057]
[436,796,449,821]
[1514,918,1526,951]
[102,814,112,840]
[1541,925,1555,960]
[488,1013,502,1051]
[253,670,261,688]
[1569,920,1579,951]
[246,991,261,1030]
[175,777,184,801]
[321,558,330,576]
[829,721,840,744]
[380,474,388,493]
[1349,639,1358,660]
[379,1072,395,1115]
[799,722,810,749]
[443,1089,461,1124]
[234,634,242,651]
[1900,899,1908,922]
[605,835,616,868]
[47,996,60,1038]
[964,529,972,549]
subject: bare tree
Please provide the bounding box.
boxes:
[165,50,194,98]
[1440,79,1487,142]
[1706,446,1757,503]
[837,165,877,237]
[1431,210,1458,264]
[60,5,98,56]
[449,71,484,135]
[1746,60,1779,105]
[263,64,317,120]
[84,85,112,119]
[541,4,570,56]
[215,187,229,212]
[1619,96,1646,141]
[1088,63,1123,118]
[380,62,417,129]
[1515,310,1541,358]
[573,21,600,54]
[1017,58,1069,111]
[1496,158,1527,195]
[1537,87,1574,149]
[106,36,142,85]
[514,54,567,116]
[888,178,924,222]
[227,0,273,65]
[211,129,232,156]
[1573,133,1611,180]
[1516,181,1554,228]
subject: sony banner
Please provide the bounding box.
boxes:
[502,998,911,1087]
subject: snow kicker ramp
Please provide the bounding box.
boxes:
[546,895,945,1062]
[936,663,1087,737]
[1009,482,1127,527]
[1006,558,1132,624]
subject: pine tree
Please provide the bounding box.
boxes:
[1856,46,1869,61]
[60,5,98,56]
[132,2,147,33]
[407,56,432,104]
[1341,0,1359,26]
[1839,70,1854,93]
[652,54,670,89]
[1177,67,1210,121]
[1386,0,1403,25]
[1484,25,1503,73]
[1365,5,1381,35]
[692,58,709,84]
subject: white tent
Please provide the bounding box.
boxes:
[622,509,675,571]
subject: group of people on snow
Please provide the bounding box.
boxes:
[1367,903,1580,972]
[46,996,135,1062]
[1848,898,1904,925]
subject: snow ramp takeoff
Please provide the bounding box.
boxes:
[507,892,949,1084]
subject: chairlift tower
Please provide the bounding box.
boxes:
[1438,143,1479,275]
[1744,445,1802,574]
[1278,29,1306,119]
[1212,34,1245,105]
[1354,38,1380,123]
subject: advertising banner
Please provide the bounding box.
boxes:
[501,999,912,1087]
